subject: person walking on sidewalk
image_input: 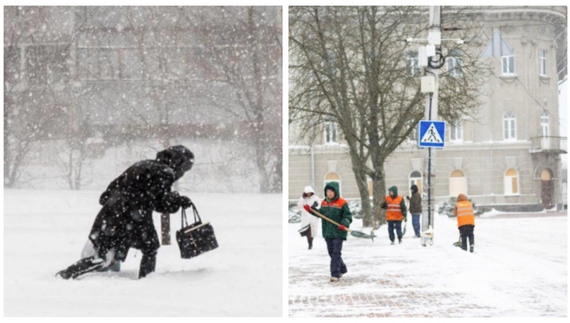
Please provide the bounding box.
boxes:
[297,186,321,250]
[406,184,422,238]
[455,193,475,252]
[304,182,352,282]
[381,186,407,244]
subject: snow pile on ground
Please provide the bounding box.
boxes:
[4,189,282,317]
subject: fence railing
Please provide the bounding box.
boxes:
[530,136,567,153]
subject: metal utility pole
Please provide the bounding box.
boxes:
[421,6,442,246]
[409,6,463,246]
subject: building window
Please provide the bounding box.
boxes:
[324,172,341,196]
[324,121,338,145]
[503,112,516,141]
[409,171,423,193]
[450,121,463,142]
[504,168,519,195]
[405,51,420,76]
[449,169,467,197]
[446,50,463,77]
[501,54,515,75]
[26,45,70,85]
[540,111,549,136]
[539,50,547,76]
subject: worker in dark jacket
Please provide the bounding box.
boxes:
[406,184,422,238]
[304,182,352,282]
[56,145,194,280]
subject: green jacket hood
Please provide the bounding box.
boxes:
[388,186,398,196]
[324,182,340,201]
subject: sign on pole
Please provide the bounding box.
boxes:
[418,120,445,148]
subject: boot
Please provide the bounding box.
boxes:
[139,252,157,279]
[55,256,104,280]
[308,238,313,249]
[470,244,474,253]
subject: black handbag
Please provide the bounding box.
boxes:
[176,205,219,259]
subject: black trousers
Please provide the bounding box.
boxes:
[325,238,347,278]
[387,220,403,242]
[459,225,475,250]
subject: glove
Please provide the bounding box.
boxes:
[303,204,312,213]
[179,196,193,209]
[338,225,346,231]
[99,191,111,205]
[381,202,387,209]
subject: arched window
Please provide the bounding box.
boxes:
[503,112,516,141]
[324,172,341,196]
[504,168,519,195]
[540,111,549,137]
[449,170,467,197]
[409,170,423,193]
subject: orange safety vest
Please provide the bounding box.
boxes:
[455,200,475,227]
[386,195,404,221]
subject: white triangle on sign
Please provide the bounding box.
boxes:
[420,123,443,143]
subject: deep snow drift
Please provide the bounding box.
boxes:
[4,189,282,317]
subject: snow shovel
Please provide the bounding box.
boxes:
[402,216,408,236]
[310,209,376,242]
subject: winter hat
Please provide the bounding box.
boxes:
[156,145,194,180]
[457,193,468,202]
[411,184,418,193]
[304,186,315,194]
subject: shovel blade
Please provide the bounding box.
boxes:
[350,230,376,242]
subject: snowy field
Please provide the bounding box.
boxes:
[4,189,282,317]
[289,210,568,317]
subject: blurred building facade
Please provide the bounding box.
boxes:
[4,6,283,192]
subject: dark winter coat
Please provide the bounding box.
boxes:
[88,145,194,260]
[318,182,352,240]
[408,185,422,214]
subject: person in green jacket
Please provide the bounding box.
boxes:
[304,182,352,282]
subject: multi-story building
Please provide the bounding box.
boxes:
[289,6,567,212]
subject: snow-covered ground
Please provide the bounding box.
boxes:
[4,189,282,317]
[289,210,568,317]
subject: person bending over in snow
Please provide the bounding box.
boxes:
[455,193,475,252]
[304,182,352,282]
[381,186,407,244]
[56,145,195,280]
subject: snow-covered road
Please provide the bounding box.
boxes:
[289,210,567,317]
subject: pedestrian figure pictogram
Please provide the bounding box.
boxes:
[418,121,445,148]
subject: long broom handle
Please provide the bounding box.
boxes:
[309,208,351,232]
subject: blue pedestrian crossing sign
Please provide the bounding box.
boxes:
[418,120,445,148]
